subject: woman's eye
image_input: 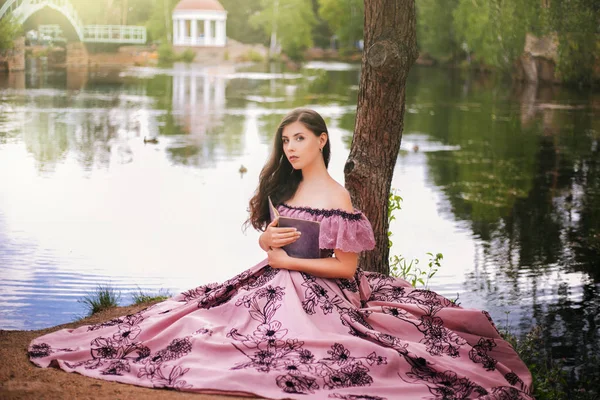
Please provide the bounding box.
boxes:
[296,136,304,141]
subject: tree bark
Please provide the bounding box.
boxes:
[344,0,418,275]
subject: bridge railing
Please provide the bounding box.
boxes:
[82,25,147,44]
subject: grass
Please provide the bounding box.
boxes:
[131,287,172,305]
[77,285,172,317]
[78,284,121,316]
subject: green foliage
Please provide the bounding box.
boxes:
[452,0,531,71]
[417,0,460,61]
[157,43,196,65]
[157,42,176,64]
[250,0,316,60]
[220,0,267,45]
[418,0,596,84]
[145,0,179,43]
[501,325,600,400]
[317,0,363,50]
[550,0,599,86]
[0,16,23,51]
[387,190,403,248]
[132,287,171,304]
[79,284,121,315]
[389,252,443,289]
[179,48,196,63]
[245,49,264,62]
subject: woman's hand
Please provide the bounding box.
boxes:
[267,247,291,270]
[262,217,301,249]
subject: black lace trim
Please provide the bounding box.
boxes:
[281,204,363,221]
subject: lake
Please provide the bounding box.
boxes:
[0,60,598,370]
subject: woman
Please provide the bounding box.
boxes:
[29,108,533,399]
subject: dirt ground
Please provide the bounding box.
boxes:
[0,303,261,400]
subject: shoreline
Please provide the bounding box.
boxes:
[0,302,256,399]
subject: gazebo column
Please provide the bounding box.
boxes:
[191,19,198,46]
[216,20,225,46]
[173,18,178,45]
[178,19,186,45]
[204,19,212,46]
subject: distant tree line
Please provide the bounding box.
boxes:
[2,0,596,84]
[418,0,598,86]
[68,0,596,85]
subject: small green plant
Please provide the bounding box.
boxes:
[387,189,443,288]
[243,49,264,63]
[131,287,172,305]
[157,42,176,65]
[78,284,121,315]
[389,252,443,289]
[387,190,403,248]
[0,16,22,51]
[179,49,196,63]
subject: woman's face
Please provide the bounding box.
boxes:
[281,121,325,170]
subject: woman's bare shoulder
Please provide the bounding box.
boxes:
[325,180,354,213]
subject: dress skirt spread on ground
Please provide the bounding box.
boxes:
[29,204,533,400]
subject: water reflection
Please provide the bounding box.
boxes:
[0,64,598,376]
[400,67,600,368]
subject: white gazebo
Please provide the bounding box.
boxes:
[172,0,227,47]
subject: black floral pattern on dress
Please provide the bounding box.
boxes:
[402,355,489,399]
[180,266,280,310]
[276,373,319,394]
[102,360,130,376]
[28,343,74,359]
[329,395,386,400]
[87,311,144,332]
[28,343,52,358]
[227,284,387,395]
[57,301,214,390]
[337,277,359,293]
[469,338,498,371]
[482,310,500,335]
[300,273,373,335]
[479,386,535,400]
[504,371,530,393]
[379,298,466,358]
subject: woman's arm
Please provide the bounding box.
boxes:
[267,247,358,279]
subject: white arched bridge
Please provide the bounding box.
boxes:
[0,0,147,44]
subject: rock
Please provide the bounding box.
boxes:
[524,33,558,62]
[516,33,560,84]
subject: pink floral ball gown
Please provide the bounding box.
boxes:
[29,204,533,399]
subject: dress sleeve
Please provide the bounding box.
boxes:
[319,211,376,253]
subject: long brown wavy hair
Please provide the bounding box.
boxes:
[246,108,331,231]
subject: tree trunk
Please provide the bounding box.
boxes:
[344,0,418,275]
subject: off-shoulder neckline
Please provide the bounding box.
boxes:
[279,203,363,221]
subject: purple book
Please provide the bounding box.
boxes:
[268,197,321,259]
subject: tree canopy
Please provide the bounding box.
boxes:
[2,0,597,84]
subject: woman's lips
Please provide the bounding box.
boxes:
[289,156,299,162]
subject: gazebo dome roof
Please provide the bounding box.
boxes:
[174,0,225,12]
